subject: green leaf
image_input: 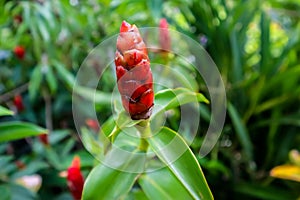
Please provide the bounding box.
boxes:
[0,122,47,143]
[153,87,208,119]
[260,11,271,75]
[0,185,11,200]
[101,116,117,137]
[147,127,213,200]
[139,167,194,200]
[45,147,63,170]
[82,152,142,200]
[254,95,289,114]
[228,102,253,160]
[11,160,48,179]
[234,182,297,200]
[125,188,149,200]
[45,65,58,94]
[148,0,162,20]
[36,14,50,42]
[6,183,37,200]
[230,30,243,83]
[81,127,103,157]
[74,86,112,106]
[28,65,43,100]
[0,155,14,174]
[83,164,137,200]
[0,155,13,168]
[0,106,14,116]
[115,111,143,130]
[52,60,75,89]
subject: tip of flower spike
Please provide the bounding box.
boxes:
[159,18,169,29]
[70,156,81,169]
[120,20,132,32]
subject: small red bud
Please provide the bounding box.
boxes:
[14,46,25,60]
[15,160,26,170]
[67,156,84,200]
[13,94,24,112]
[38,134,49,146]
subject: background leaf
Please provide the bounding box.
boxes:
[0,122,47,142]
[0,106,14,116]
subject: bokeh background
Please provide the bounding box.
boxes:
[0,0,300,199]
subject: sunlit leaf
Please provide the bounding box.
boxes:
[0,106,14,116]
[147,127,213,200]
[153,87,208,119]
[139,167,194,199]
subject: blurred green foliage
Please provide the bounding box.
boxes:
[0,0,300,199]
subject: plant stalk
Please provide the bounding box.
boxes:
[136,120,151,152]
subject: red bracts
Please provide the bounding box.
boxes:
[67,156,84,200]
[115,21,154,120]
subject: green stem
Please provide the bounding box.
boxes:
[109,126,121,143]
[135,120,151,152]
[139,138,149,152]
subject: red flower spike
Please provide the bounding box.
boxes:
[13,94,24,112]
[14,46,25,60]
[67,156,84,200]
[38,134,49,146]
[159,18,171,52]
[115,21,154,120]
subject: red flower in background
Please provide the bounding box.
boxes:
[85,119,100,133]
[115,21,154,120]
[159,18,171,52]
[15,160,26,170]
[14,46,25,60]
[67,156,84,200]
[13,15,23,24]
[38,134,49,146]
[13,94,24,112]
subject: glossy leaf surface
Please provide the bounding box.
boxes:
[147,127,213,200]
